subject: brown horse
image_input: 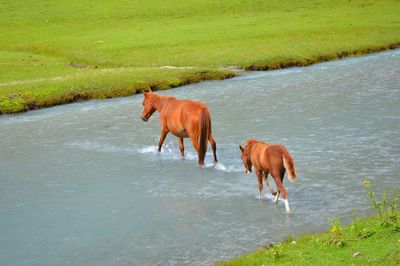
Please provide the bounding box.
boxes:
[141,91,217,166]
[239,138,296,213]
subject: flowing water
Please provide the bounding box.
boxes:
[1,50,399,265]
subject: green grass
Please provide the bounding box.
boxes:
[217,215,400,265]
[0,67,233,113]
[1,0,400,113]
[217,185,400,265]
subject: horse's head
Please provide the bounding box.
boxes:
[239,144,252,173]
[141,92,157,122]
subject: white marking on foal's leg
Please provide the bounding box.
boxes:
[273,191,280,204]
[258,189,264,199]
[284,199,291,214]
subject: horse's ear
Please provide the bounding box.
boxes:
[239,145,244,153]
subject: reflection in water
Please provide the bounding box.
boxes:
[0,50,399,265]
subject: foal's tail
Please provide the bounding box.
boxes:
[198,108,210,165]
[282,150,297,183]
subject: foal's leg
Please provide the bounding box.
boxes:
[263,172,276,196]
[158,127,169,152]
[273,174,290,214]
[273,189,280,204]
[268,172,280,203]
[179,137,185,158]
[255,168,264,199]
[208,134,218,164]
[272,168,285,203]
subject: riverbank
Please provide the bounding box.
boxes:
[1,0,400,114]
[217,215,400,265]
[0,68,234,114]
[217,187,400,265]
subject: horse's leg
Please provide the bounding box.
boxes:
[158,127,169,152]
[189,135,202,165]
[273,173,290,214]
[263,172,276,196]
[255,168,264,199]
[179,137,185,158]
[208,134,218,164]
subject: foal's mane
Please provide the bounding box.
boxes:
[245,138,258,148]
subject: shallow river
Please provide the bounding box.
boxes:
[1,50,399,265]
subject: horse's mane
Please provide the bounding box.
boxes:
[146,92,175,100]
[156,93,176,101]
[145,92,176,110]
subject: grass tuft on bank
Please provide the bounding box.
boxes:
[1,0,400,113]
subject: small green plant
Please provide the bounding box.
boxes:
[330,219,345,247]
[350,216,374,240]
[350,218,363,238]
[311,235,321,247]
[365,181,400,230]
[267,243,283,260]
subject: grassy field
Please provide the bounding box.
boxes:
[218,187,400,265]
[1,0,400,113]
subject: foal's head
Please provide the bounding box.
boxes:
[141,92,157,122]
[239,139,257,173]
[239,144,252,173]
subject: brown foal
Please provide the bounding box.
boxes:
[239,138,297,213]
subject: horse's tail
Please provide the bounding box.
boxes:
[282,150,296,183]
[198,108,210,165]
